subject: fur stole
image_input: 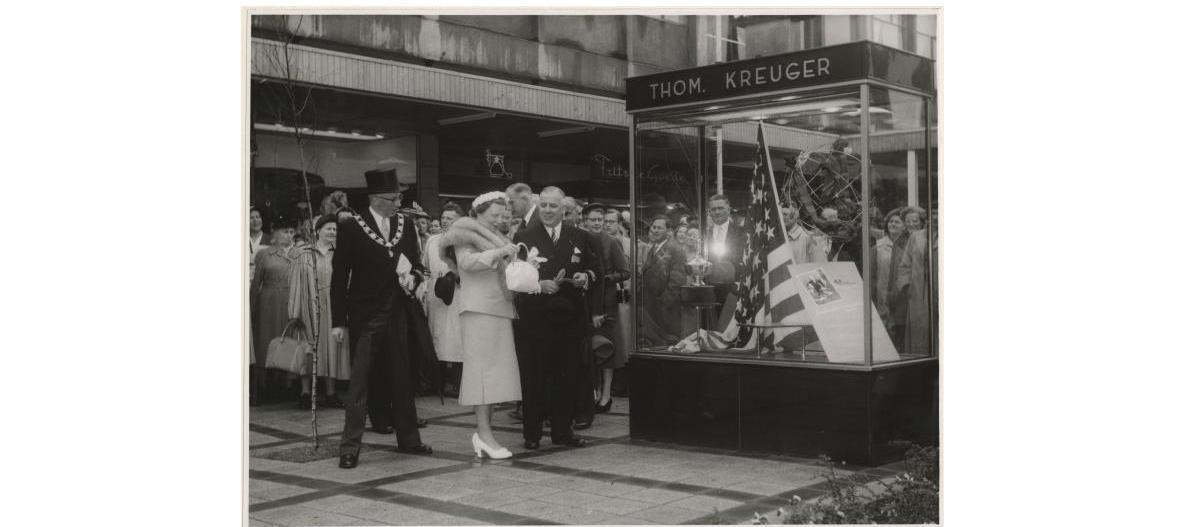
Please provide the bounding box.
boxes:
[439,216,510,273]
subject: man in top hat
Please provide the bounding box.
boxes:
[330,167,433,469]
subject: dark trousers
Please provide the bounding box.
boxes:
[340,304,421,456]
[574,345,596,423]
[516,325,582,443]
[367,353,392,429]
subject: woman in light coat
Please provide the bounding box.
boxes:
[439,192,521,459]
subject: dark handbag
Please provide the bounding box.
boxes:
[434,271,458,305]
[265,321,312,375]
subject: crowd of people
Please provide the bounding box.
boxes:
[248,170,937,467]
[248,174,641,468]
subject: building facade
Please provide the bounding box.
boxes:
[248,13,936,219]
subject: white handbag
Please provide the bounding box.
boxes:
[505,243,543,293]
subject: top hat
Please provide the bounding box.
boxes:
[364,168,409,195]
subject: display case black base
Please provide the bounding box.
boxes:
[628,355,937,466]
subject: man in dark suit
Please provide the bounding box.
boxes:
[704,194,748,303]
[330,168,433,469]
[513,186,600,450]
[641,215,688,345]
[506,182,543,232]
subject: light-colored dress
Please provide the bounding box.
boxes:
[453,244,521,406]
[287,244,351,380]
[251,245,300,365]
[423,233,463,362]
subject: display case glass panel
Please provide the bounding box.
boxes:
[631,84,934,368]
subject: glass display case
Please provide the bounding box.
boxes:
[624,41,937,465]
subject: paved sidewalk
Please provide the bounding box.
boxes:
[248,395,904,526]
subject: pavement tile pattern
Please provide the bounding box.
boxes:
[248,395,903,525]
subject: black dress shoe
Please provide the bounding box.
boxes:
[338,454,358,469]
[523,440,540,450]
[551,436,588,448]
[397,443,433,455]
[594,399,613,414]
[417,419,428,429]
[371,425,394,434]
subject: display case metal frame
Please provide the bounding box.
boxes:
[626,40,937,372]
[623,41,937,465]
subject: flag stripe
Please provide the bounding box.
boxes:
[769,295,805,321]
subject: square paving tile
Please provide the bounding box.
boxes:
[676,470,758,489]
[606,514,660,525]
[629,504,705,524]
[302,495,407,519]
[493,499,562,522]
[580,496,659,516]
[473,465,563,483]
[453,490,527,509]
[377,479,480,501]
[622,487,694,505]
[250,431,281,446]
[250,504,388,526]
[533,489,610,507]
[571,479,647,498]
[493,484,567,501]
[725,478,809,496]
[248,480,314,501]
[670,494,745,513]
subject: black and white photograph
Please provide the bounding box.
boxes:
[243,9,941,525]
[14,2,1200,526]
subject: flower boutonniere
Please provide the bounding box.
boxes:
[570,246,582,264]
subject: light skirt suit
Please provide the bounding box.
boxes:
[444,219,522,406]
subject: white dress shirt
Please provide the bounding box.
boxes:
[711,220,729,245]
[369,207,391,238]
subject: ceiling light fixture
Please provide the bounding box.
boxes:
[253,123,384,141]
[437,112,497,126]
[537,126,595,138]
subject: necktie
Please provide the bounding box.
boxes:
[381,217,390,239]
[550,227,559,244]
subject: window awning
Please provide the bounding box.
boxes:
[251,38,630,129]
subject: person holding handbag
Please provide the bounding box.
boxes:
[251,216,302,403]
[287,214,350,409]
[439,191,522,459]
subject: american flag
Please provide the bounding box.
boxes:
[721,122,811,349]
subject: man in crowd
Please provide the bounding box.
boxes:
[330,169,433,469]
[780,203,829,265]
[513,187,599,449]
[506,182,542,232]
[563,196,583,228]
[640,215,687,345]
[704,194,748,303]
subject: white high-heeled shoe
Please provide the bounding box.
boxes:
[472,432,513,460]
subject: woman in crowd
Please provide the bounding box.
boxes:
[896,206,932,355]
[582,205,632,414]
[440,191,522,459]
[288,214,350,408]
[320,191,349,216]
[872,208,909,343]
[251,217,302,402]
[429,219,442,235]
[424,202,466,397]
[248,207,269,404]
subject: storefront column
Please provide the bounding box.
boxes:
[906,149,918,206]
[418,134,440,209]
